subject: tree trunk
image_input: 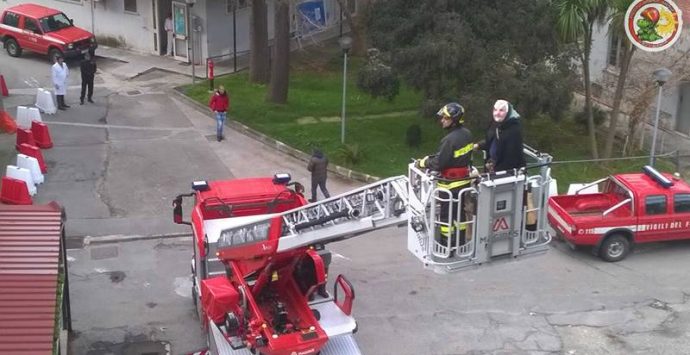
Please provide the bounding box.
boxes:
[249,0,270,84]
[603,45,635,158]
[583,29,599,159]
[267,0,290,104]
[336,0,368,56]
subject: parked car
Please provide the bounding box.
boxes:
[0,3,97,62]
[547,166,690,262]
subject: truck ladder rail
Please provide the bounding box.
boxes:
[216,176,410,253]
[277,176,409,251]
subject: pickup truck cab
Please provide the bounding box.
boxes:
[548,166,690,261]
[0,3,97,62]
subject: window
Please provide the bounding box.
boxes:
[2,12,20,28]
[227,0,249,13]
[125,0,138,13]
[24,18,41,34]
[645,195,667,215]
[607,29,622,67]
[39,13,72,33]
[675,193,690,213]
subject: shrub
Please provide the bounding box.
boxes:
[574,106,608,127]
[336,144,363,167]
[356,48,400,101]
[406,124,422,148]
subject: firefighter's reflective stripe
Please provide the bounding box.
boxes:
[440,222,467,237]
[453,143,474,158]
[437,179,471,189]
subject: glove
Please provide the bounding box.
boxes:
[416,156,428,169]
[54,85,60,90]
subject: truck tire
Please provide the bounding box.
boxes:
[48,48,63,64]
[599,234,630,262]
[5,38,22,57]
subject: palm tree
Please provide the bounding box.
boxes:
[556,0,610,159]
[603,0,636,158]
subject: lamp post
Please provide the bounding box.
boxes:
[339,36,352,144]
[649,67,672,167]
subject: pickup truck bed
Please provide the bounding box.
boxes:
[550,193,630,218]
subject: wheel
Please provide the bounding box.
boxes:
[48,48,63,63]
[599,234,630,262]
[5,38,22,57]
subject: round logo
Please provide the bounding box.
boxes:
[625,0,683,52]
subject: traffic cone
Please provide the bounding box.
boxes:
[31,121,53,149]
[15,129,36,150]
[0,75,8,97]
[17,143,47,174]
[0,111,17,134]
[0,176,32,205]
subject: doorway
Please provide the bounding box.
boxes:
[171,1,190,61]
[676,83,690,135]
[156,0,177,57]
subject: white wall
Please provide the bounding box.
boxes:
[0,0,157,53]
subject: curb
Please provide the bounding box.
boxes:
[171,87,381,184]
[82,232,191,246]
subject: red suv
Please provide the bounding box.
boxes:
[0,3,97,62]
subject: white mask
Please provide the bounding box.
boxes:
[493,100,509,123]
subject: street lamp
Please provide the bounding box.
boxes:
[339,35,352,144]
[649,67,672,166]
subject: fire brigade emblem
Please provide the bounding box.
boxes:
[625,0,683,52]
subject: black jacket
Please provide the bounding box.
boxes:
[307,150,328,182]
[478,114,525,172]
[80,59,97,80]
[426,125,473,172]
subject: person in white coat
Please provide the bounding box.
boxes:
[51,55,70,110]
[164,13,174,56]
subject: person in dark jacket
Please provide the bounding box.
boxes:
[208,85,230,142]
[307,149,330,203]
[474,99,526,173]
[417,102,474,254]
[79,52,97,105]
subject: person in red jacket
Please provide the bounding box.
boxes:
[208,85,230,141]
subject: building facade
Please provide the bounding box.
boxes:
[588,3,690,157]
[0,0,354,62]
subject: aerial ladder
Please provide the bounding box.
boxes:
[181,146,553,355]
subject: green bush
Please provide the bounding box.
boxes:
[336,144,363,167]
[406,124,422,148]
[356,48,400,101]
[574,106,608,127]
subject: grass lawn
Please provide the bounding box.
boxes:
[182,42,678,193]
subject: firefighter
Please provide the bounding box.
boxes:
[416,102,474,254]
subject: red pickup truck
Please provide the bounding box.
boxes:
[548,166,690,261]
[0,3,97,63]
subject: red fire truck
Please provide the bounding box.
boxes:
[173,148,554,355]
[548,166,690,262]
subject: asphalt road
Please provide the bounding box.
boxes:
[3,47,690,355]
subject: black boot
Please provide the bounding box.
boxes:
[57,96,66,110]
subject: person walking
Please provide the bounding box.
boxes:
[307,149,330,203]
[208,85,230,142]
[164,13,174,56]
[51,55,70,110]
[79,53,97,105]
[474,99,526,173]
[417,102,474,254]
